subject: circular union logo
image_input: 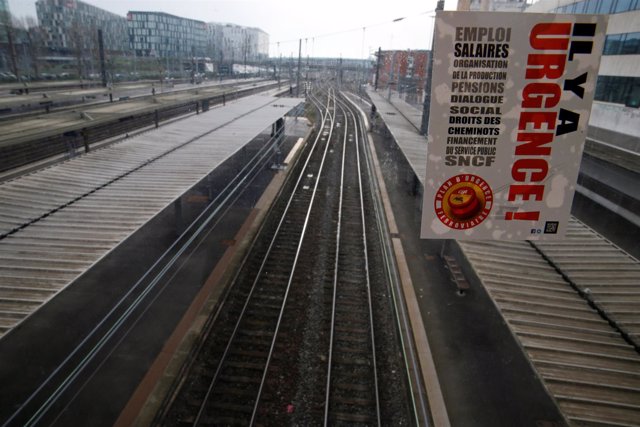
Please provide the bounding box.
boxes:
[434,174,493,229]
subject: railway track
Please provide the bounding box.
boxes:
[160,89,417,425]
[364,87,640,426]
[0,81,285,174]
[162,90,337,426]
[0,78,269,119]
[0,95,301,426]
[324,97,380,425]
[0,94,300,338]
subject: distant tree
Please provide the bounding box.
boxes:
[70,19,85,82]
[2,10,19,78]
[24,16,43,79]
[88,22,100,77]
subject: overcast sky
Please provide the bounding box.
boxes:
[7,0,460,58]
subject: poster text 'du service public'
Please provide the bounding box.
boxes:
[420,11,608,240]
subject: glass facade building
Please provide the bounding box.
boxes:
[206,23,269,64]
[127,11,207,59]
[527,0,640,136]
[0,0,9,41]
[0,0,8,18]
[35,0,128,53]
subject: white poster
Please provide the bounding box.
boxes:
[421,11,608,240]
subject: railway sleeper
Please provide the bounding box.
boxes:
[224,359,265,371]
[232,335,272,348]
[333,355,372,366]
[332,366,372,379]
[335,329,371,340]
[335,305,368,316]
[207,400,254,414]
[332,395,375,407]
[332,345,371,357]
[336,280,367,291]
[227,345,270,358]
[334,315,369,325]
[201,414,252,426]
[188,378,215,394]
[258,278,290,290]
[250,289,285,300]
[333,382,372,392]
[334,331,370,343]
[236,327,275,339]
[264,258,297,270]
[211,383,258,398]
[331,410,376,424]
[261,270,291,280]
[334,324,369,335]
[245,301,282,312]
[334,293,367,304]
[219,373,262,385]
[242,317,277,330]
[335,325,370,335]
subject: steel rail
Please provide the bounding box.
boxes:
[250,89,337,425]
[0,79,275,121]
[191,90,335,426]
[324,99,349,427]
[3,122,288,427]
[343,91,431,426]
[323,95,381,426]
[50,129,286,426]
[350,101,382,427]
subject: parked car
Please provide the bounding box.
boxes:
[0,72,18,81]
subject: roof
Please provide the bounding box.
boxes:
[0,93,303,338]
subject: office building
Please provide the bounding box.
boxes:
[526,0,640,139]
[0,0,10,72]
[207,22,269,65]
[0,0,9,20]
[128,11,207,59]
[36,0,128,53]
[457,0,528,11]
[375,50,429,104]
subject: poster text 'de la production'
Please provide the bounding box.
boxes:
[421,11,607,240]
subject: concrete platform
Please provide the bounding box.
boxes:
[365,88,640,426]
[0,120,309,426]
[0,80,279,147]
[367,88,428,184]
[0,94,303,339]
[358,92,567,426]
